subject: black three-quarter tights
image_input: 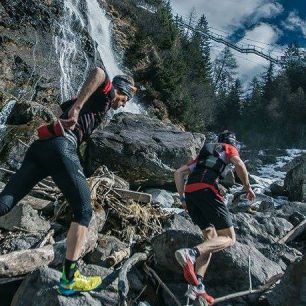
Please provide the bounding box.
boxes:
[0,136,92,226]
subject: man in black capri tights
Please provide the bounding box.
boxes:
[0,67,136,295]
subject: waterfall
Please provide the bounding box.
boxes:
[0,100,16,142]
[0,100,16,128]
[54,0,144,114]
[54,0,90,102]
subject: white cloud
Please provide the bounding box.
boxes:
[170,0,283,32]
[170,1,285,87]
[282,11,306,38]
[250,2,284,23]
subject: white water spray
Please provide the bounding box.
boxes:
[85,0,144,114]
[0,100,17,142]
[0,100,16,128]
[54,0,89,102]
[54,0,144,113]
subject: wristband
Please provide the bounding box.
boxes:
[180,195,186,202]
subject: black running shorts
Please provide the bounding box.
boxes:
[185,188,232,230]
[0,136,92,227]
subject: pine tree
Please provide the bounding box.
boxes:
[213,46,238,94]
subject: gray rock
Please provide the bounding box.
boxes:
[270,180,287,196]
[0,232,43,255]
[284,153,306,201]
[288,212,306,226]
[145,189,174,208]
[85,235,128,266]
[220,170,236,188]
[276,201,306,219]
[206,242,283,294]
[7,101,56,125]
[163,214,202,235]
[85,112,205,186]
[11,266,115,306]
[0,203,50,232]
[233,213,300,269]
[151,220,203,276]
[233,212,293,245]
[267,255,306,306]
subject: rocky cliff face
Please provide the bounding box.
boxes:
[1,0,102,108]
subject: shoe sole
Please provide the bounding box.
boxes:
[175,250,199,286]
[57,280,102,296]
[175,250,187,268]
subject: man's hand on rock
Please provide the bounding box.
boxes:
[61,106,80,130]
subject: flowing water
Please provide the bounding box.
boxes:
[0,100,16,142]
[54,0,143,113]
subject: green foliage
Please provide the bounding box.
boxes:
[110,0,306,147]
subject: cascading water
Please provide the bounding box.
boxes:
[54,0,144,113]
[54,0,90,102]
[0,100,16,142]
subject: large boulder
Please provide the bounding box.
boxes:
[267,255,306,306]
[233,213,301,269]
[0,203,50,232]
[85,112,205,186]
[206,242,283,295]
[151,214,203,278]
[11,265,117,306]
[284,153,306,202]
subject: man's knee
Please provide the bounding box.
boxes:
[203,225,218,240]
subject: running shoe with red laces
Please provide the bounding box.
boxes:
[186,283,215,305]
[175,248,199,286]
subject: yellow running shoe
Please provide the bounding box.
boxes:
[57,269,102,296]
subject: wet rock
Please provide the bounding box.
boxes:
[0,203,50,232]
[85,112,205,186]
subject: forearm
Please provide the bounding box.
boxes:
[235,163,250,188]
[73,67,105,110]
[174,171,186,196]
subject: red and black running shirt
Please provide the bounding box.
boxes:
[60,72,115,146]
[185,143,239,198]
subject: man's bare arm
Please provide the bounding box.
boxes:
[61,67,106,129]
[174,165,191,209]
[230,155,255,201]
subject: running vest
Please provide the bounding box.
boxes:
[60,72,115,145]
[185,143,239,194]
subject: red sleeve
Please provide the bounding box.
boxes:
[224,144,239,160]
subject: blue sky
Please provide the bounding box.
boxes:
[170,0,306,85]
